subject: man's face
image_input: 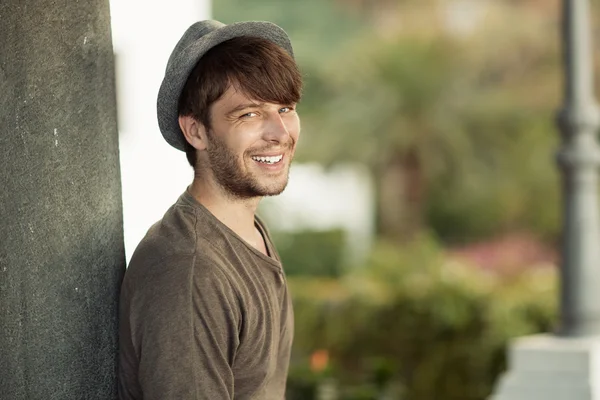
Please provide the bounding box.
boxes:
[201,85,300,199]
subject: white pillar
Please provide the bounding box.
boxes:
[490,1,600,398]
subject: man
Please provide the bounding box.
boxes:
[118,20,302,400]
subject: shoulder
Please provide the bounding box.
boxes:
[140,202,199,257]
[123,231,239,301]
[121,200,214,294]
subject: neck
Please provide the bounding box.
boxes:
[188,176,261,241]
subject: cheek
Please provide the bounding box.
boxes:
[212,136,247,162]
[287,115,301,141]
[222,128,257,155]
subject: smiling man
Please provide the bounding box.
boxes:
[118,20,302,400]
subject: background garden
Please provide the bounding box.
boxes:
[215,1,599,399]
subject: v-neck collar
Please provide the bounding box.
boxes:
[180,190,282,269]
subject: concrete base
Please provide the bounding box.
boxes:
[490,334,600,400]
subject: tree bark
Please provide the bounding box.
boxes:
[377,148,424,240]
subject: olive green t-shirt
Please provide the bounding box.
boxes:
[118,191,294,400]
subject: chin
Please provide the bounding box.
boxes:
[262,188,286,197]
[257,179,289,197]
[261,184,288,197]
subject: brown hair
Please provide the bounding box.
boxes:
[178,36,303,167]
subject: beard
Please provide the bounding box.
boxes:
[205,133,294,200]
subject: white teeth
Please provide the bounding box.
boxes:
[252,155,283,164]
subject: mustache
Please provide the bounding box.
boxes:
[248,141,295,155]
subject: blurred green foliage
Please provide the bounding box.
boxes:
[212,2,573,398]
[286,234,557,400]
[273,229,347,277]
[214,0,572,243]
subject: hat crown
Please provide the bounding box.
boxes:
[166,20,225,73]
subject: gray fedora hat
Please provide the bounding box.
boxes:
[157,20,295,151]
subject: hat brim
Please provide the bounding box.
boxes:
[157,21,295,151]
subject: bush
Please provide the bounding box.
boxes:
[273,229,347,277]
[287,233,557,400]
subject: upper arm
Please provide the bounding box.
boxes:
[134,258,241,400]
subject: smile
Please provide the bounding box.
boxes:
[251,155,283,164]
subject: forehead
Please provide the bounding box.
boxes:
[210,84,274,117]
[215,85,255,108]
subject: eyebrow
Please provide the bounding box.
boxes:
[225,102,265,117]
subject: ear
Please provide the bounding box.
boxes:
[179,115,208,151]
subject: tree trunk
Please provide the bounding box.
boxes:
[377,148,425,240]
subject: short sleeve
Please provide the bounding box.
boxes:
[132,255,241,400]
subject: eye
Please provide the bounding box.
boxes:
[279,106,293,113]
[240,112,258,118]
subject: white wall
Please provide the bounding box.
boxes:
[109,0,211,261]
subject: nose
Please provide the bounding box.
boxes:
[263,112,290,143]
